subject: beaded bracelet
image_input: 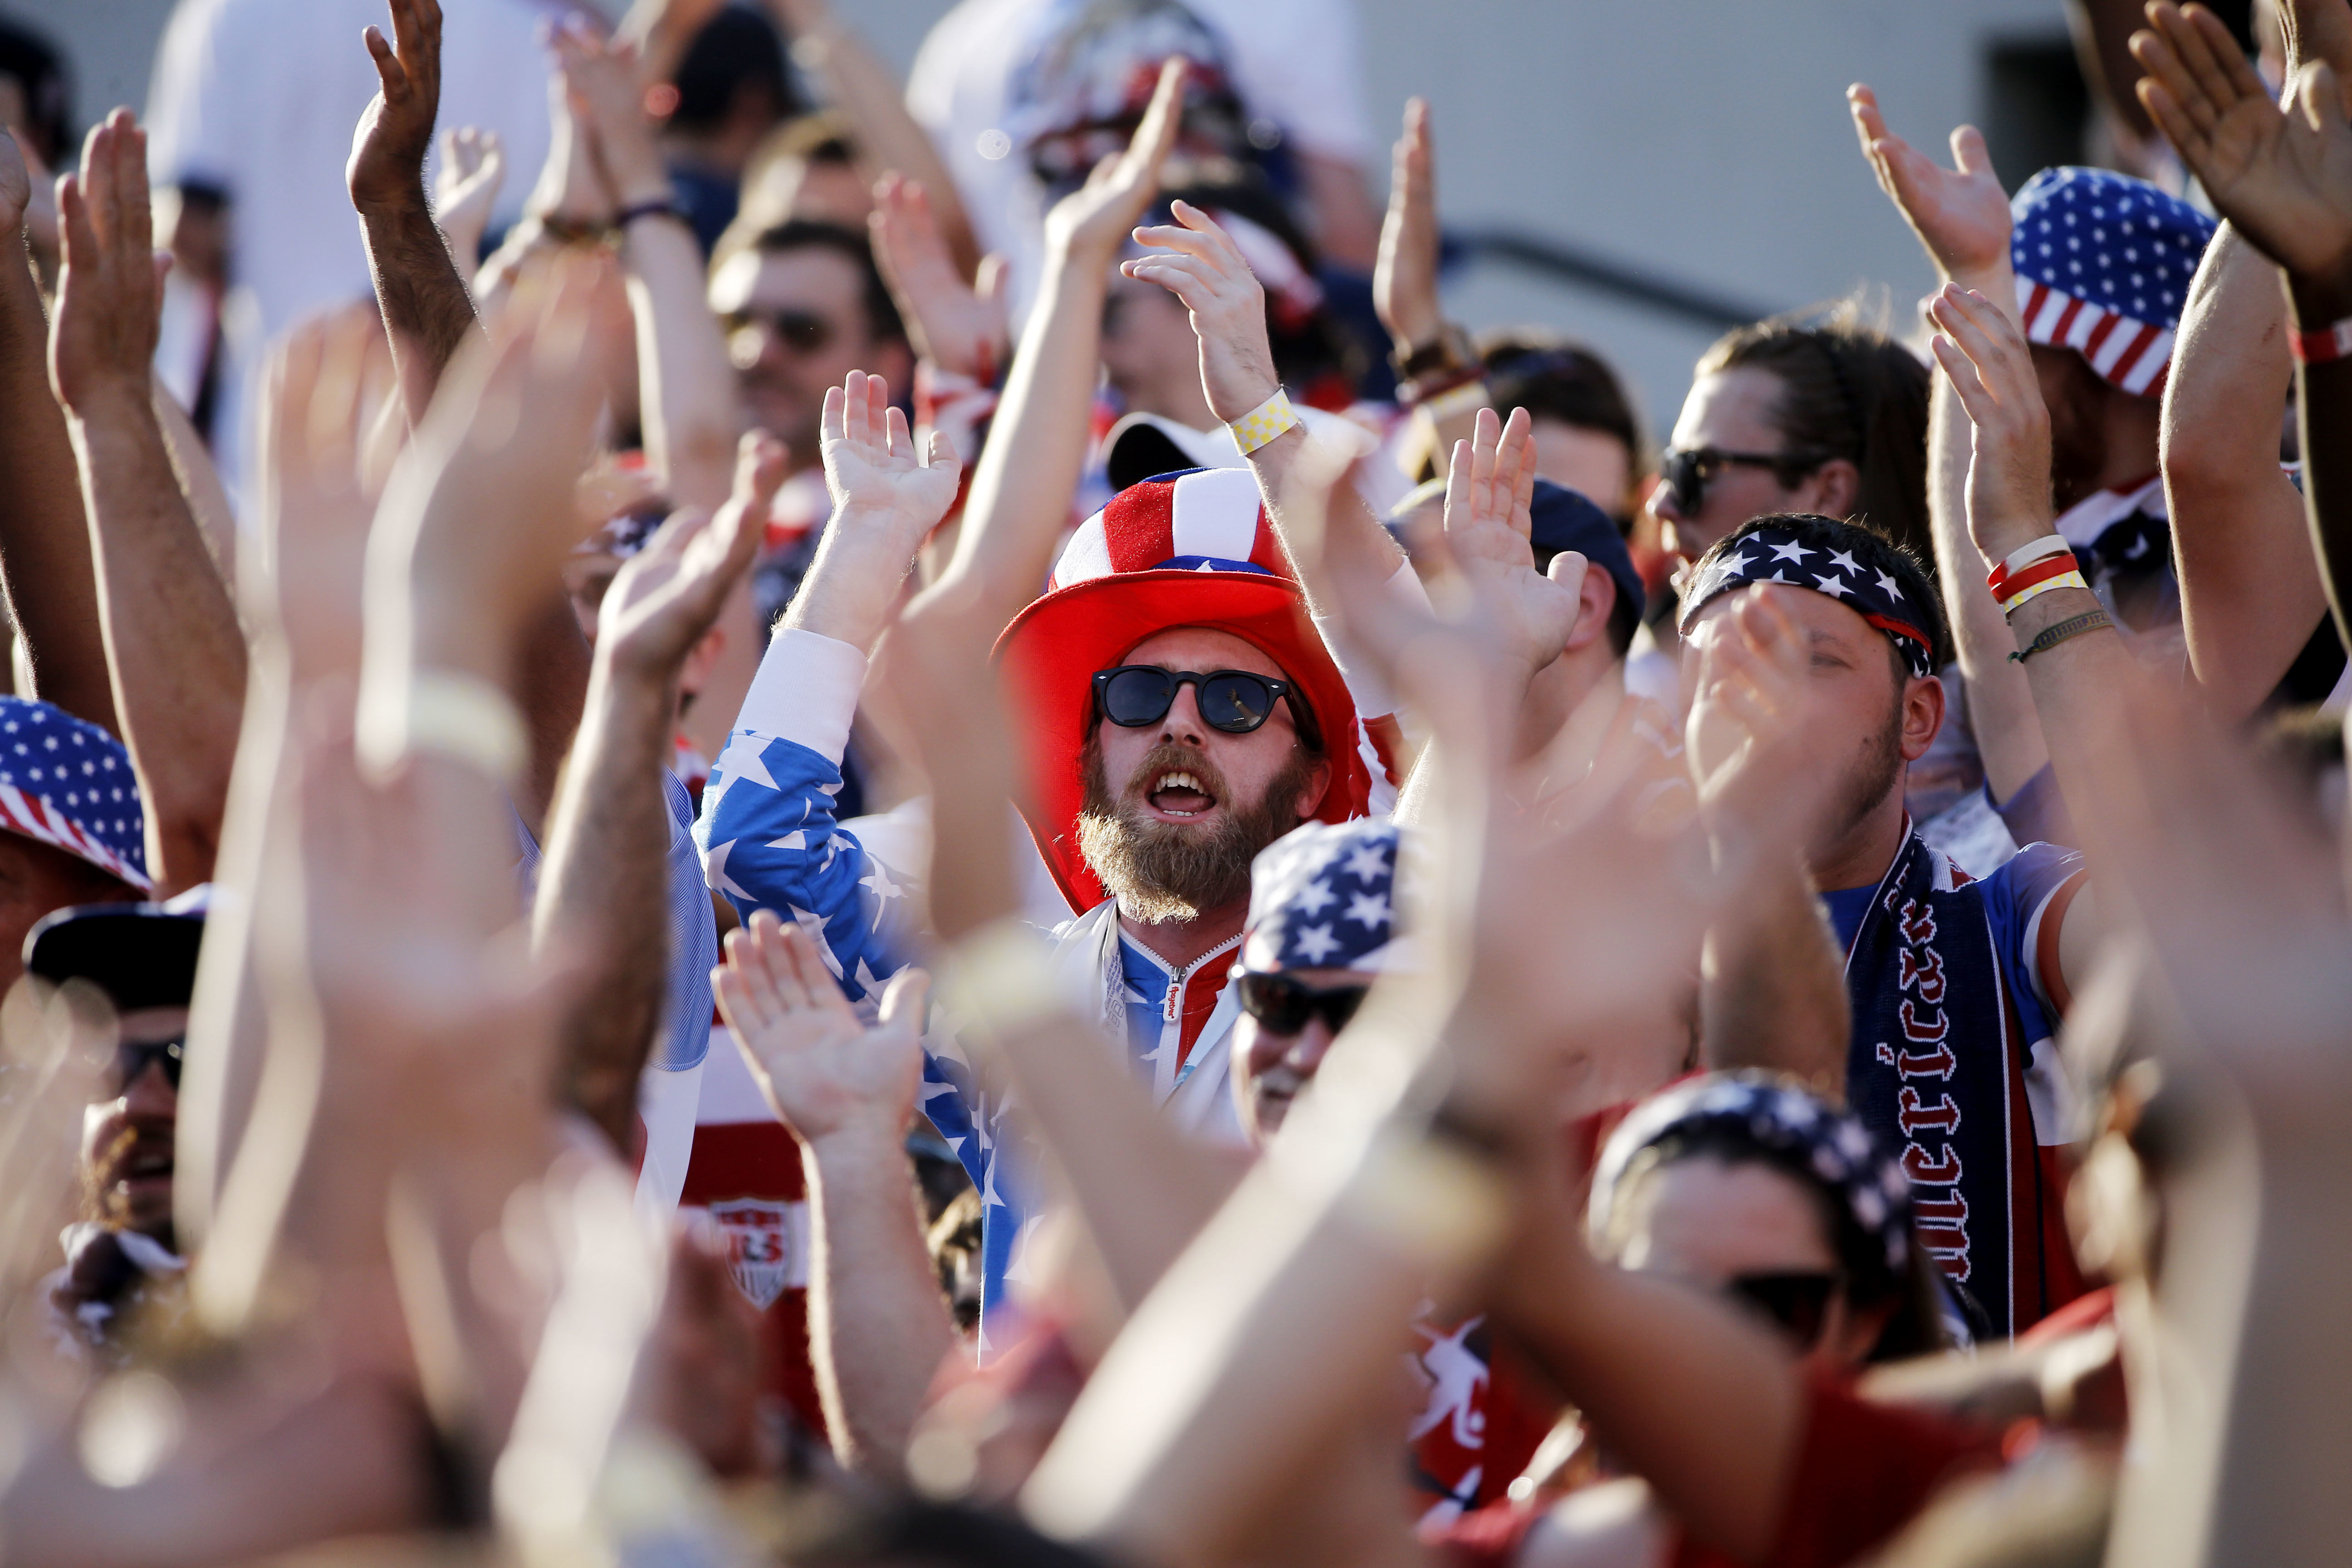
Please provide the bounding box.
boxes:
[2009,609,2115,663]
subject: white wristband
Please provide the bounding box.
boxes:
[358,669,529,784]
[1999,534,2072,578]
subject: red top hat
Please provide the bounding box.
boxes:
[994,466,1371,915]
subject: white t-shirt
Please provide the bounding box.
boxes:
[904,0,1372,317]
[144,0,570,495]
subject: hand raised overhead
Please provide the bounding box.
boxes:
[1926,282,2056,563]
[598,432,784,680]
[2132,2,2352,285]
[348,0,444,213]
[870,171,1010,380]
[1372,97,1443,357]
[1043,56,1187,265]
[1847,83,2011,284]
[821,368,959,527]
[1122,200,1282,422]
[433,126,505,273]
[48,110,162,414]
[1442,406,1586,683]
[714,911,930,1148]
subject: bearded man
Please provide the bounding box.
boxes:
[696,371,1381,1346]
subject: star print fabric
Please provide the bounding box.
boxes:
[1240,818,1410,974]
[1676,525,1939,679]
[2007,166,2215,397]
[0,696,149,890]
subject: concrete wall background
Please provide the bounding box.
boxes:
[11,0,2077,435]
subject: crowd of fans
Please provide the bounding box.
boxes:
[0,0,2347,1563]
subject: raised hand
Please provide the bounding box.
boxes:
[598,432,784,680]
[1685,585,1834,838]
[2279,0,2352,109]
[2132,3,2352,283]
[348,0,444,214]
[713,911,929,1147]
[1042,57,1187,265]
[1372,97,1443,357]
[48,110,162,416]
[1847,83,2011,285]
[549,20,671,209]
[820,368,958,526]
[433,126,505,275]
[1122,200,1282,422]
[870,171,1010,379]
[1442,406,1585,681]
[1928,282,2056,565]
[255,304,399,679]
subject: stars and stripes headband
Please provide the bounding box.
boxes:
[2009,166,2213,398]
[1591,1072,1915,1274]
[1240,819,1412,975]
[0,697,148,890]
[1677,524,1937,680]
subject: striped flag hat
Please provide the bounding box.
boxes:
[994,466,1370,915]
[2009,166,2215,398]
[0,697,148,890]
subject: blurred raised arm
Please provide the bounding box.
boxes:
[49,111,244,895]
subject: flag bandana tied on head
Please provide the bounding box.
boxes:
[0,697,149,891]
[1676,524,1938,680]
[2009,166,2215,399]
[1241,819,1411,975]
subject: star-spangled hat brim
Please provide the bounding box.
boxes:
[995,569,1369,916]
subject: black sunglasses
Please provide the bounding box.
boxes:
[1658,446,1831,514]
[1092,666,1296,735]
[725,306,838,355]
[96,1035,184,1095]
[1725,1270,1841,1347]
[1235,971,1370,1036]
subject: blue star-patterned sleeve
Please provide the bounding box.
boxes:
[1978,841,2089,1057]
[693,628,918,1006]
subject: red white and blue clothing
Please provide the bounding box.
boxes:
[1822,826,2088,1339]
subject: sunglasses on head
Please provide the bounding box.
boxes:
[725,306,838,355]
[1725,1270,1841,1347]
[1658,446,1831,514]
[1092,666,1296,735]
[1235,971,1369,1036]
[93,1035,183,1096]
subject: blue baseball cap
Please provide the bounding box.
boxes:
[1530,479,1645,634]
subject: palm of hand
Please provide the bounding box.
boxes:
[739,997,921,1143]
[1893,149,2009,277]
[1451,519,1577,668]
[823,430,958,528]
[2201,101,2352,278]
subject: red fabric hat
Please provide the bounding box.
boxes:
[994,466,1370,915]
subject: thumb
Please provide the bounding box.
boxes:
[878,966,932,1034]
[1545,548,1589,598]
[1950,123,1993,178]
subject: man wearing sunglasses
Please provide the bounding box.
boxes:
[25,893,206,1357]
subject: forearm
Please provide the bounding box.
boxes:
[2166,226,2326,715]
[153,376,240,586]
[534,654,677,1150]
[0,229,117,730]
[941,248,1110,620]
[622,210,740,510]
[358,192,482,427]
[802,1122,957,1474]
[774,0,978,276]
[1247,423,1409,622]
[2290,271,2352,649]
[1494,1209,1802,1564]
[1931,374,2047,800]
[1700,843,1849,1102]
[2006,585,2140,866]
[68,394,247,893]
[513,590,592,836]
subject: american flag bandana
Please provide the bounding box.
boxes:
[2009,166,2215,398]
[1240,819,1412,975]
[0,697,148,890]
[1676,524,1938,680]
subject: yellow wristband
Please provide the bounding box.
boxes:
[1999,569,2089,617]
[1228,387,1300,456]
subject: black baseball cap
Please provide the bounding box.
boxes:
[1529,478,1646,627]
[24,890,208,1013]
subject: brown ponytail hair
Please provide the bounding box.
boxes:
[1695,295,1933,575]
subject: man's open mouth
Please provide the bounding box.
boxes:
[1146,769,1219,818]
